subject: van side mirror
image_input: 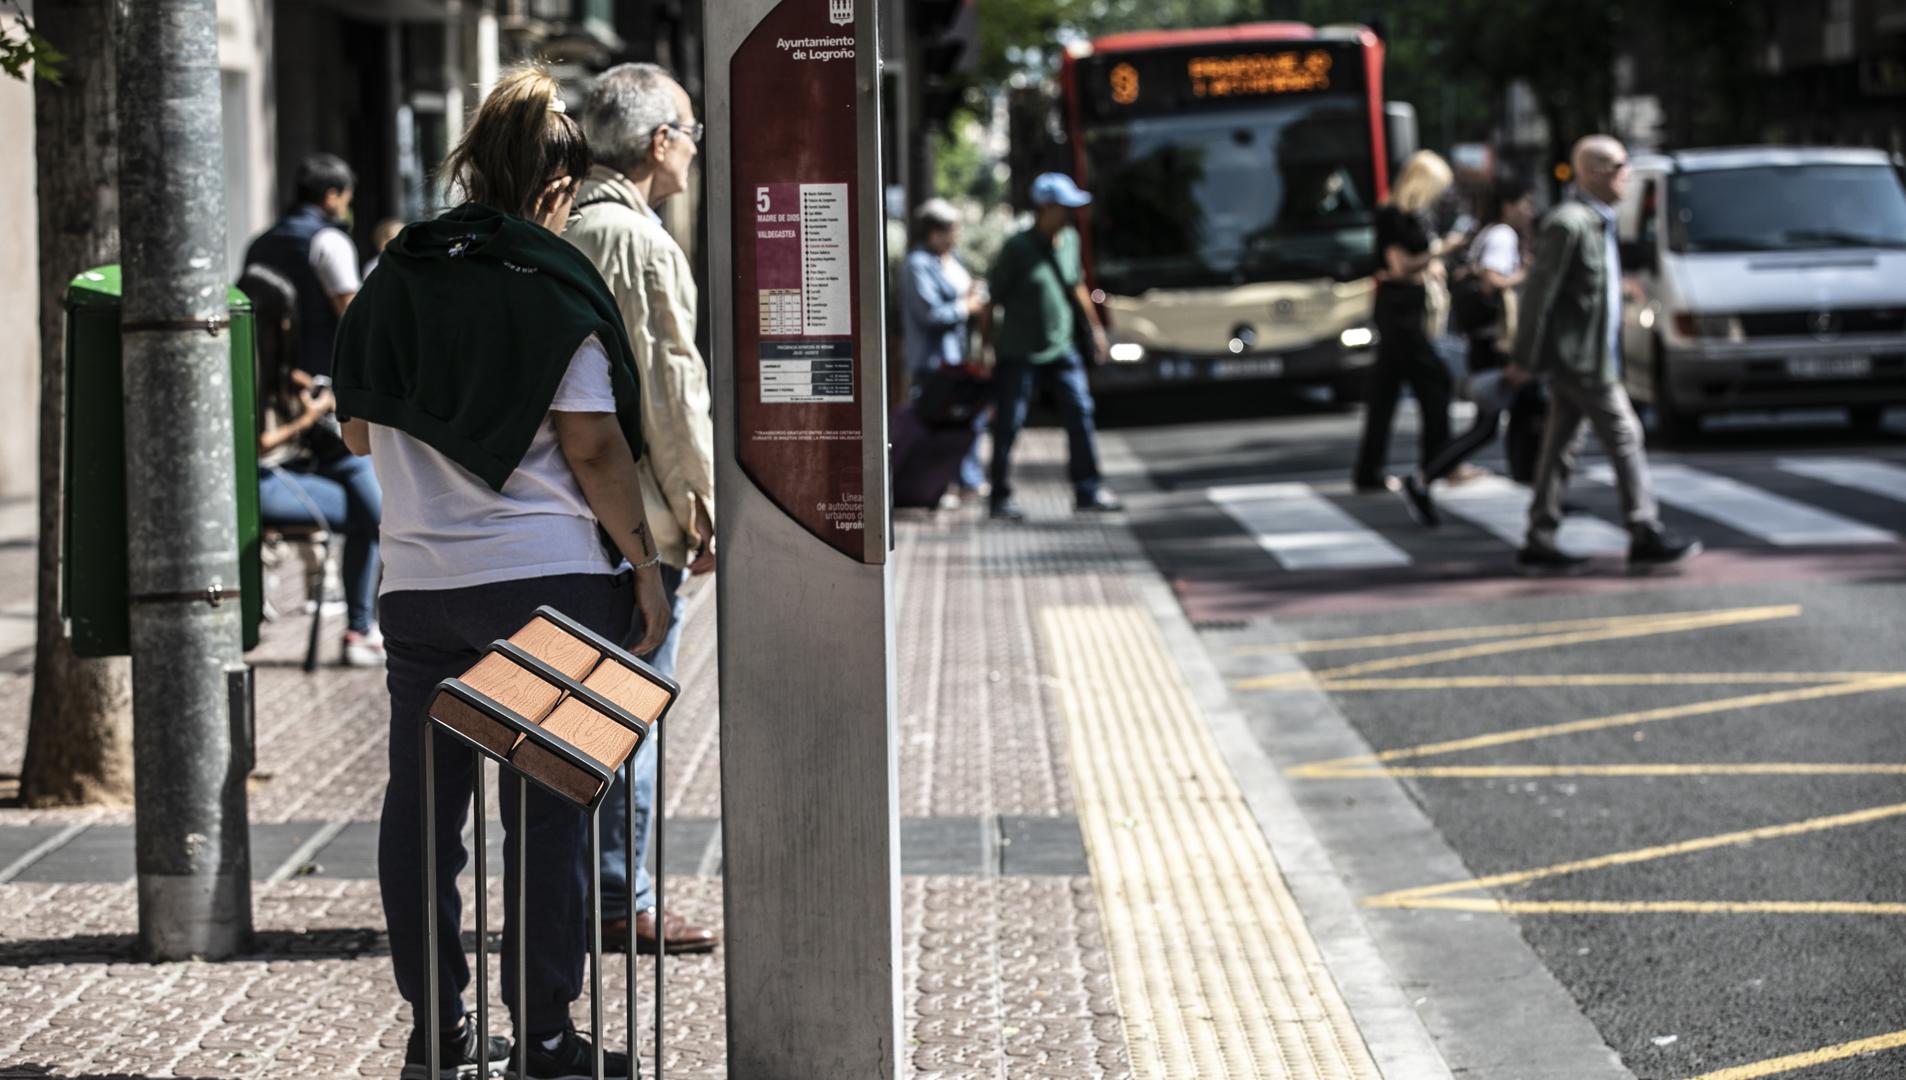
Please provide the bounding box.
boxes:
[1620,239,1658,273]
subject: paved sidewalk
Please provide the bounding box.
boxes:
[0,433,1437,1078]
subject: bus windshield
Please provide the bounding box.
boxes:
[1082,97,1378,294]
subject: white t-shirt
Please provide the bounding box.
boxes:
[310,227,363,299]
[369,335,621,595]
[1471,222,1521,277]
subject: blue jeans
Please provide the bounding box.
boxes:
[959,409,988,490]
[598,564,686,920]
[378,572,633,1037]
[259,454,382,633]
[989,351,1103,505]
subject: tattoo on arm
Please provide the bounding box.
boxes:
[632,522,656,558]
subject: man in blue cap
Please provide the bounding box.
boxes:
[982,172,1123,520]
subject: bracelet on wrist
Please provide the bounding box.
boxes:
[632,553,662,571]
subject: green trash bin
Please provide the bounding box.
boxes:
[63,265,263,656]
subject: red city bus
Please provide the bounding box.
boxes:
[1059,23,1412,397]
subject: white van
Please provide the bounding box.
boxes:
[1616,147,1906,439]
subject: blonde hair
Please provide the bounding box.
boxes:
[1387,150,1454,214]
[442,66,590,218]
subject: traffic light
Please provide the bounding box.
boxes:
[916,0,978,126]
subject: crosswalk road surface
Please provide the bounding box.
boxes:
[1204,455,1906,572]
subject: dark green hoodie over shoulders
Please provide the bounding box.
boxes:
[332,203,645,491]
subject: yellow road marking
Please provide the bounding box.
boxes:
[1234,605,1801,690]
[1684,1028,1906,1080]
[1317,672,1892,691]
[1232,608,1782,655]
[1364,800,1906,909]
[1304,763,1906,779]
[1287,676,1906,778]
[1372,898,1906,916]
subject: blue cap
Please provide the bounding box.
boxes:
[1029,172,1092,208]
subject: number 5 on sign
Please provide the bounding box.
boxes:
[757,187,771,213]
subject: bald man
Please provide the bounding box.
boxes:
[1506,135,1700,575]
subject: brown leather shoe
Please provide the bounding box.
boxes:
[604,908,720,955]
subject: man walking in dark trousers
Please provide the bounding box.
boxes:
[984,172,1122,521]
[1508,135,1701,575]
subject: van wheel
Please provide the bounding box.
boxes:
[1650,338,1698,446]
[1849,404,1885,435]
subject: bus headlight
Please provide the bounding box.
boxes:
[1108,342,1146,363]
[1340,326,1376,349]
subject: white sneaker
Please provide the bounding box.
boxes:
[342,626,386,668]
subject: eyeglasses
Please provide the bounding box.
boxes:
[660,120,704,144]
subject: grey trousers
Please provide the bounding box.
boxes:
[1526,377,1660,548]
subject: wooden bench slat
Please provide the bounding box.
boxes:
[429,617,600,757]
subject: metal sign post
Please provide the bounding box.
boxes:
[707,0,899,1075]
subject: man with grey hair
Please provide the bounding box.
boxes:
[1507,134,1700,574]
[566,61,720,956]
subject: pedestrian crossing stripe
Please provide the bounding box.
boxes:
[1435,474,1629,556]
[1775,456,1906,506]
[1208,481,1410,570]
[1588,461,1897,546]
[1202,457,1903,571]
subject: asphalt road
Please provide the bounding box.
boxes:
[1111,392,1906,1080]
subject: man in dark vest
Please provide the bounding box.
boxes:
[244,153,362,378]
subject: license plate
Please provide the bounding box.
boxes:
[1787,356,1871,379]
[1210,356,1285,380]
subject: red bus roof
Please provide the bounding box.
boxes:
[1085,22,1370,55]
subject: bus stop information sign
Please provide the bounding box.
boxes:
[710,0,898,1074]
[731,0,868,561]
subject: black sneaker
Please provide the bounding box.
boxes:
[1514,544,1591,577]
[508,1026,632,1080]
[1397,475,1440,528]
[1629,529,1703,572]
[990,498,1027,522]
[1075,490,1124,513]
[400,1017,509,1079]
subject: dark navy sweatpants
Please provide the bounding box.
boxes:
[377,571,633,1037]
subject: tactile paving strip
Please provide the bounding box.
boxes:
[1043,604,1381,1080]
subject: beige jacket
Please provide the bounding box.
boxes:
[566,166,715,568]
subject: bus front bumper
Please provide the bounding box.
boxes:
[1089,336,1375,392]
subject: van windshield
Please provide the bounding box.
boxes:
[1668,164,1906,253]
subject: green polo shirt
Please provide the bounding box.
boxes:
[990,225,1082,364]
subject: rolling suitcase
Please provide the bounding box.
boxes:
[890,401,979,508]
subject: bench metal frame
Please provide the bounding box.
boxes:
[422,606,681,1080]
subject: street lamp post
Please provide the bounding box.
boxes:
[116,0,253,961]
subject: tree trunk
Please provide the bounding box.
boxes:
[19,0,133,808]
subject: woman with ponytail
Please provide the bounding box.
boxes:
[333,66,662,1079]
